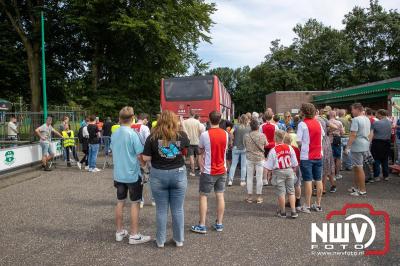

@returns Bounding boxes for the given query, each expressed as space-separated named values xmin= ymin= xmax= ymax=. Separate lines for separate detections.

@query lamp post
xmin=41 ymin=10 xmax=48 ymax=121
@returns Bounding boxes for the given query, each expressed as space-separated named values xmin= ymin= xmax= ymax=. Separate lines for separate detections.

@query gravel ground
xmin=0 ymin=159 xmax=399 ymax=266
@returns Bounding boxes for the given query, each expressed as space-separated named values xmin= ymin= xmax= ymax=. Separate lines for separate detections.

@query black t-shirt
xmin=87 ymin=124 xmax=99 ymax=144
xmin=103 ymin=121 xmax=113 ymax=137
xmin=143 ymin=131 xmax=190 ymax=170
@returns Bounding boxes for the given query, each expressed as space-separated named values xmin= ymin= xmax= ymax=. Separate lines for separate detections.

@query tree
xmin=343 ymin=0 xmax=397 ymax=83
xmin=0 ymin=0 xmax=44 ymax=111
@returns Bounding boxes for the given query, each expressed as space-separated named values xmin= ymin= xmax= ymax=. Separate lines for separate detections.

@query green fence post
xmin=41 ymin=11 xmax=48 ymax=121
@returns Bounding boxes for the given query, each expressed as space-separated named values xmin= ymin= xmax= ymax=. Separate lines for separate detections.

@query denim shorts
xmin=40 ymin=141 xmax=54 ymax=157
xmin=331 ymin=144 xmax=342 ymax=159
xmin=300 ymin=159 xmax=322 ymax=182
xmin=199 ymin=173 xmax=226 ymax=194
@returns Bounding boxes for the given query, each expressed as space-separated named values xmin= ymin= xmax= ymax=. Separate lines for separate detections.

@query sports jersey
xmin=199 ymin=127 xmax=228 ymax=175
xmin=260 ymin=122 xmax=279 ymax=149
xmin=296 ymin=118 xmax=324 ymax=160
xmin=264 ymin=143 xmax=298 ymax=170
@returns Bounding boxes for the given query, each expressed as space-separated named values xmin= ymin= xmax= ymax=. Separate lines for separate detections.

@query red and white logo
xmin=311 ymin=204 xmax=390 ymax=256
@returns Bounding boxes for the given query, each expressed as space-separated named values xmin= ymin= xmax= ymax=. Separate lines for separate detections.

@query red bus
xmin=160 ymin=75 xmax=233 ymax=123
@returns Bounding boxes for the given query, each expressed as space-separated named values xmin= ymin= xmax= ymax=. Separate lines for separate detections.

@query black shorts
xmin=264 ymin=147 xmax=271 ymax=158
xmin=114 ymin=179 xmax=143 ymax=202
xmin=188 ymin=145 xmax=199 ymax=156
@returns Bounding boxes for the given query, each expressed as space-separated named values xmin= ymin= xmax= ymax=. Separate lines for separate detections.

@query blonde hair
xmin=119 ymin=106 xmax=134 ymax=124
xmin=151 ymin=110 xmax=180 ymax=146
xmin=274 ymin=130 xmax=286 ymax=143
xmin=283 ymin=133 xmax=292 ymax=145
xmin=238 ymin=114 xmax=248 ymax=128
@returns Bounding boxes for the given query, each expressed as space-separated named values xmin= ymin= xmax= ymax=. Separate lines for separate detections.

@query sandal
xmin=245 ymin=198 xmax=253 ymax=203
xmin=256 ymin=198 xmax=263 ymax=204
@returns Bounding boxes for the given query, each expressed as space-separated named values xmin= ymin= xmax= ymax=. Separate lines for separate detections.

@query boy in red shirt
xmin=283 ymin=133 xmax=302 ymax=211
xmin=264 ymin=130 xmax=299 ymax=218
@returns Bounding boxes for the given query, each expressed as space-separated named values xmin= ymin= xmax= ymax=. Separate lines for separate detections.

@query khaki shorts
xmin=352 ymin=151 xmax=374 ymax=167
xmin=272 ymin=168 xmax=295 ymax=196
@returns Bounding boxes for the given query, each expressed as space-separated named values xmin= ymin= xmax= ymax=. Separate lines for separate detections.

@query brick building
xmin=265 ymin=91 xmax=331 ymax=114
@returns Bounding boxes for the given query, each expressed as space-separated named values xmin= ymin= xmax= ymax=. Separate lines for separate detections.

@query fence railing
xmin=0 ymin=111 xmax=86 ymax=144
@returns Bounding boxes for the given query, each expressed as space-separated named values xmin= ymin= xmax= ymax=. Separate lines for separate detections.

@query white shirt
xmin=7 ymin=122 xmax=18 ymax=136
xmin=183 ymin=117 xmax=203 ymax=145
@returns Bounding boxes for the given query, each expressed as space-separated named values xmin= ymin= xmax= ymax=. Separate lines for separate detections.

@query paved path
xmin=0 ymin=161 xmax=399 ymax=265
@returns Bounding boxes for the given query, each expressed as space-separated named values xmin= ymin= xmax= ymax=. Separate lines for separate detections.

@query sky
xmin=197 ymin=0 xmax=399 ymax=69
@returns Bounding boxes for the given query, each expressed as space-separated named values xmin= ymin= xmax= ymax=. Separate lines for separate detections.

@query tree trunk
xmin=27 ymin=42 xmax=41 ymax=112
xmin=92 ymin=42 xmax=100 ymax=92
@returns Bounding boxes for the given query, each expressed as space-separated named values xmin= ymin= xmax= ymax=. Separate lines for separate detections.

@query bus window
xmin=164 ymin=78 xmax=213 ymax=101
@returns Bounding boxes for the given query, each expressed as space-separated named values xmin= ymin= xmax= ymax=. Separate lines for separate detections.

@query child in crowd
xmin=283 ymin=133 xmax=302 ymax=211
xmin=286 ymin=127 xmax=298 ymax=147
xmin=62 ymin=124 xmax=81 ymax=169
xmin=264 ymin=130 xmax=299 ymax=218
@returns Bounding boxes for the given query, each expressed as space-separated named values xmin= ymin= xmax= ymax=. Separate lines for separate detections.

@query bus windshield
xmin=164 ymin=77 xmax=213 ymax=101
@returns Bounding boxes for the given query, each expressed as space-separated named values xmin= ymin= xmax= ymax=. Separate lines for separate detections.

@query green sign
xmin=56 ymin=141 xmax=62 ymax=152
xmin=4 ymin=150 xmax=15 ymax=165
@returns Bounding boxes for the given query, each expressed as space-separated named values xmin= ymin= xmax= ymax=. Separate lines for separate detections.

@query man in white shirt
xmin=7 ymin=116 xmax=18 ymax=140
xmin=183 ymin=111 xmax=204 ymax=176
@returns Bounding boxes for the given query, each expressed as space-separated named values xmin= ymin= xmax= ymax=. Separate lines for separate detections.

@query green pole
xmin=41 ymin=11 xmax=48 ymax=121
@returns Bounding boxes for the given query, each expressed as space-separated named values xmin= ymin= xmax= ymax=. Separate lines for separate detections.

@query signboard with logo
xmin=0 ymin=141 xmax=63 ymax=172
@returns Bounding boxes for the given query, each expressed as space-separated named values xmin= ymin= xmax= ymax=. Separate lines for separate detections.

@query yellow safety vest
xmin=111 ymin=124 xmax=120 ymax=134
xmin=62 ymin=130 xmax=75 ymax=147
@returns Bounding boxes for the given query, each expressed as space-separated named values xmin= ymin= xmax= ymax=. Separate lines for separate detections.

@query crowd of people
xmin=28 ymin=101 xmax=398 ymax=247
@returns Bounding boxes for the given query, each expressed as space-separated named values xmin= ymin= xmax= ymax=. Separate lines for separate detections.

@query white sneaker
xmin=347 ymin=187 xmax=357 ymax=193
xmin=129 ymin=234 xmax=151 ymax=245
xmin=77 ymin=162 xmax=82 ymax=170
xmin=174 ymin=240 xmax=183 ymax=247
xmin=228 ymin=181 xmax=233 ymax=186
xmin=115 ymin=229 xmax=128 ymax=242
xmin=350 ymin=190 xmax=367 ymax=196
xmin=140 ymin=202 xmax=144 ymax=209
xmin=336 ymin=174 xmax=343 ymax=180
xmin=156 ymin=241 xmax=164 ymax=248
xmin=85 ymin=166 xmax=89 ymax=170
xmin=189 ymin=172 xmax=196 ymax=177
xmin=88 ymin=168 xmax=94 ymax=172
xmin=240 ymin=181 xmax=246 ymax=187
xmin=263 ymin=179 xmax=269 ymax=186
xmin=92 ymin=168 xmax=101 ymax=172
xmin=299 ymin=205 xmax=311 ymax=214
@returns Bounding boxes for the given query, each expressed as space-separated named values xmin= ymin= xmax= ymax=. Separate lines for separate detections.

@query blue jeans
xmin=373 ymin=159 xmax=389 ymax=178
xmin=103 ymin=137 xmax=111 ymax=156
xmin=228 ymin=147 xmax=247 ymax=182
xmin=150 ymin=166 xmax=187 ymax=245
xmin=88 ymin=143 xmax=100 ymax=169
xmin=341 ymin=137 xmax=352 ymax=169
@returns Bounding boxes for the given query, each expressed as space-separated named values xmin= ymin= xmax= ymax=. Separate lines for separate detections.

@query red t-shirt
xmin=261 ymin=122 xmax=277 ymax=149
xmin=291 ymin=145 xmax=300 ymax=163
